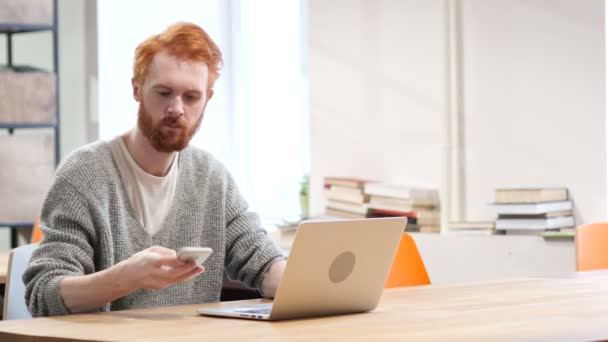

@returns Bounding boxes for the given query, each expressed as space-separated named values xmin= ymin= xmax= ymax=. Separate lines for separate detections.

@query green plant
xmin=299 ymin=174 xmax=309 ymax=196
xmin=299 ymin=174 xmax=309 ymax=218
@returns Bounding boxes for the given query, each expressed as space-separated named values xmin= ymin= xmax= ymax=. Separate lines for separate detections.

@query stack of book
xmin=447 ymin=221 xmax=501 ymax=235
xmin=364 ymin=183 xmax=440 ymax=233
xmin=492 ymin=188 xmax=575 ymax=237
xmin=271 ymin=218 xmax=302 ymax=250
xmin=323 ymin=177 xmax=372 ymax=218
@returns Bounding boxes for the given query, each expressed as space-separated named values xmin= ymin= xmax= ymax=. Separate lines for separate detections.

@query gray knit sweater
xmin=23 ymin=141 xmax=284 ymax=317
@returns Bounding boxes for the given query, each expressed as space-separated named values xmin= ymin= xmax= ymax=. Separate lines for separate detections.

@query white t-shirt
xmin=108 ymin=136 xmax=178 ymax=236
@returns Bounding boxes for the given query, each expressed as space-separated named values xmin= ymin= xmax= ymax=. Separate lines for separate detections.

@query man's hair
xmin=133 ymin=22 xmax=223 ymax=89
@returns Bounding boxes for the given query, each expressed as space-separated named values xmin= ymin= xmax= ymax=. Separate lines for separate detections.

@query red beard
xmin=137 ymin=103 xmax=203 ymax=152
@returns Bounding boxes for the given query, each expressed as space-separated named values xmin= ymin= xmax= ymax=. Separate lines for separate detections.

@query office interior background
xmin=0 ymin=0 xmax=605 ymax=285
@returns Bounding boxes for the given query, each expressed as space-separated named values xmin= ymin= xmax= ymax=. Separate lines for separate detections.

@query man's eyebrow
xmin=185 ymin=89 xmax=203 ymax=96
xmin=151 ymin=84 xmax=202 ymax=95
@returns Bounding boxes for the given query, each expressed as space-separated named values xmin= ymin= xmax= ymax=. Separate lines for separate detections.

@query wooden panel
xmin=0 ymin=0 xmax=53 ymax=26
xmin=0 ymin=133 xmax=54 ymax=223
xmin=0 ymin=70 xmax=56 ymax=124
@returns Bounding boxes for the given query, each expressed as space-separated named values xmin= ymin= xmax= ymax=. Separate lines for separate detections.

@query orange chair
xmin=31 ymin=216 xmax=43 ymax=244
xmin=576 ymin=222 xmax=608 ymax=271
xmin=385 ymin=233 xmax=431 ymax=288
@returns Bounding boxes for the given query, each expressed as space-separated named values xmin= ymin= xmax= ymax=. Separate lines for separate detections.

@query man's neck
xmin=122 ymin=129 xmax=176 ymax=177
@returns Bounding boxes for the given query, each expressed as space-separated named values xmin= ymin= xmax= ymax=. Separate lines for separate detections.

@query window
xmin=98 ymin=0 xmax=308 ymax=220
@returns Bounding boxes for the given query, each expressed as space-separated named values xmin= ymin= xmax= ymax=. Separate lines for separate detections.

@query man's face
xmin=133 ymin=50 xmax=213 ymax=153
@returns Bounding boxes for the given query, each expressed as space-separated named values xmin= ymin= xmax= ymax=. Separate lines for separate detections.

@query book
xmin=369 ymin=195 xmax=436 ymax=209
xmin=325 ymin=208 xmax=367 ymax=219
xmin=323 ymin=188 xmax=369 ymax=204
xmin=497 ymin=210 xmax=572 ymax=219
xmin=448 ymin=221 xmax=495 ymax=230
xmin=277 ymin=225 xmax=298 ymax=235
xmin=494 ymin=188 xmax=568 ymax=204
xmin=327 ymin=185 xmax=365 ymax=197
xmin=367 ymin=200 xmax=440 ymax=216
xmin=324 ymin=177 xmax=373 ymax=189
xmin=503 ymin=230 xmax=548 ymax=236
xmin=368 ymin=202 xmax=415 ymax=213
xmin=368 ymin=208 xmax=416 ymax=218
xmin=540 ymin=230 xmax=575 ymax=239
xmin=271 ymin=229 xmax=296 ymax=250
xmin=495 ymin=216 xmax=574 ymax=230
xmin=493 ymin=201 xmax=573 ymax=215
xmin=364 ymin=183 xmax=439 ymax=202
xmin=369 ymin=208 xmax=439 ymax=225
xmin=404 ymin=224 xmax=440 ymax=233
xmin=504 ymin=229 xmax=575 ymax=238
xmin=275 ymin=216 xmax=304 ymax=231
xmin=446 ymin=229 xmax=505 ymax=236
xmin=325 ymin=200 xmax=368 ymax=215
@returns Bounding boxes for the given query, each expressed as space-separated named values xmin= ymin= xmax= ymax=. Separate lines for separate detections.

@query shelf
xmin=0 ymin=222 xmax=34 ymax=228
xmin=0 ymin=2 xmax=59 ymax=248
xmin=0 ymin=122 xmax=57 ymax=129
xmin=0 ymin=24 xmax=54 ymax=34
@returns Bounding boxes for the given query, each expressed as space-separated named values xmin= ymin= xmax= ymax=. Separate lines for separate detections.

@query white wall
xmin=462 ymin=0 xmax=606 ymax=224
xmin=309 ymin=0 xmax=447 ymax=216
xmin=309 ymin=0 xmax=605 ymax=282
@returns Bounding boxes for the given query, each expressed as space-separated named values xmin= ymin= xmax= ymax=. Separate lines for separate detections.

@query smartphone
xmin=176 ymin=247 xmax=213 ymax=266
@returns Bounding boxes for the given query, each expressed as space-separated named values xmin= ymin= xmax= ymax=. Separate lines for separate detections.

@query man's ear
xmin=207 ymin=89 xmax=214 ymax=101
xmin=132 ymin=78 xmax=141 ymax=102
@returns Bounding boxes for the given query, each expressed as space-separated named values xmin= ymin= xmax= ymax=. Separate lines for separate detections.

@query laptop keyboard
xmin=233 ymin=303 xmax=273 ymax=315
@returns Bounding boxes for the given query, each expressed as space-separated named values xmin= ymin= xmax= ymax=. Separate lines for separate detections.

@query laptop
xmin=196 ymin=217 xmax=406 ymax=321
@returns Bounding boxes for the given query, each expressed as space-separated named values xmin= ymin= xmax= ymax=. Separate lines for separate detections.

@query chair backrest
xmin=31 ymin=216 xmax=43 ymax=244
xmin=385 ymin=233 xmax=431 ymax=288
xmin=576 ymin=222 xmax=608 ymax=271
xmin=3 ymin=243 xmax=38 ymax=320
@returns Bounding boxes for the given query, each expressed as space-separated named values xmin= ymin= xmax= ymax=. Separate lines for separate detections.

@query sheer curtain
xmin=97 ymin=0 xmax=308 ymax=220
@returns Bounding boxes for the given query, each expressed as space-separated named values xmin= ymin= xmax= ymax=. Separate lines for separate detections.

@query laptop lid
xmin=196 ymin=217 xmax=406 ymax=320
xmin=267 ymin=217 xmax=406 ymax=320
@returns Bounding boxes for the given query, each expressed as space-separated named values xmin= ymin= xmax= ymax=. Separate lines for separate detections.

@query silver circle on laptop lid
xmin=329 ymin=251 xmax=356 ymax=283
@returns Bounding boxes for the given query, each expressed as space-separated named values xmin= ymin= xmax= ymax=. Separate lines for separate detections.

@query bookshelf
xmin=0 ymin=0 xmax=59 ymax=247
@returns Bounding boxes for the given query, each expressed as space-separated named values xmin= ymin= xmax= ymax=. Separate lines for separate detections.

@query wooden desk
xmin=0 ymin=250 xmax=10 ymax=285
xmin=1 ymin=272 xmax=608 ymax=341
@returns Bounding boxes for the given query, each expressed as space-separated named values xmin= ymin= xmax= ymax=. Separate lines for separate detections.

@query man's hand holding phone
xmin=118 ymin=246 xmax=209 ymax=291
xmin=176 ymin=247 xmax=213 ymax=266
xmin=59 ymin=245 xmax=212 ymax=314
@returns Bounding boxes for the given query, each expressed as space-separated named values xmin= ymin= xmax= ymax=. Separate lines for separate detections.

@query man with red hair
xmin=24 ymin=22 xmax=286 ymax=317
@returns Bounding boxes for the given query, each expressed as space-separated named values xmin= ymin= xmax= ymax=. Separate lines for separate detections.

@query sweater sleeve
xmin=23 ymin=177 xmax=98 ymax=317
xmin=223 ymin=172 xmax=285 ymax=292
